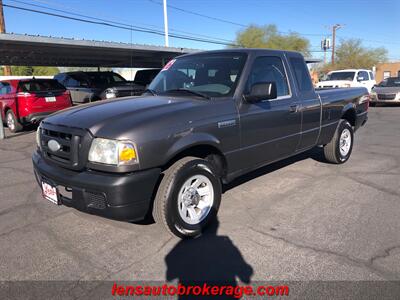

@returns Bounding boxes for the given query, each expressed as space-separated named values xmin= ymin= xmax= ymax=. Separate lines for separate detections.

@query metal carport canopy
xmin=0 ymin=33 xmax=198 ymax=68
xmin=0 ymin=33 xmax=320 ymax=67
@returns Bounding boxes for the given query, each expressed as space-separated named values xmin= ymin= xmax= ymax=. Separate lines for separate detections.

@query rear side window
xmin=19 ymin=80 xmax=66 ymax=92
xmin=0 ymin=82 xmax=12 ymax=95
xmin=246 ymin=56 xmax=290 ymax=97
xmin=289 ymin=57 xmax=313 ymax=92
xmin=358 ymin=71 xmax=369 ymax=81
xmin=369 ymin=72 xmax=374 ymax=80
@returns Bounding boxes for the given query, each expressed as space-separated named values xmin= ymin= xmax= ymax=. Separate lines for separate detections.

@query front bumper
xmin=32 ymin=150 xmax=161 ymax=221
xmin=370 ymin=94 xmax=400 ymax=103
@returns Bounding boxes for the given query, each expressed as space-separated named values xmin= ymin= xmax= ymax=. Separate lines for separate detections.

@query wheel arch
xmin=163 ymin=135 xmax=228 ymax=178
xmin=341 ymin=105 xmax=356 ymax=127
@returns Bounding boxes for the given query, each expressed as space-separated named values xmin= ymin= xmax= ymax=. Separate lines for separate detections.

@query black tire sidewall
xmin=335 ymin=121 xmax=354 ymax=163
xmin=166 ymin=159 xmax=221 ymax=238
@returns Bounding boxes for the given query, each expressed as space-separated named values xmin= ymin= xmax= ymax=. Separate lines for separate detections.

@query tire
xmin=369 ymin=102 xmax=376 ymax=107
xmin=6 ymin=110 xmax=23 ymax=133
xmin=323 ymin=119 xmax=354 ymax=164
xmin=152 ymin=157 xmax=222 ymax=239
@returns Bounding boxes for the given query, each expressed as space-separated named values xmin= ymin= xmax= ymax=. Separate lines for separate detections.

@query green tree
xmin=234 ymin=24 xmax=310 ymax=56
xmin=32 ymin=66 xmax=60 ymax=76
xmin=10 ymin=66 xmax=34 ymax=76
xmin=0 ymin=66 xmax=60 ymax=76
xmin=325 ymin=39 xmax=387 ymax=71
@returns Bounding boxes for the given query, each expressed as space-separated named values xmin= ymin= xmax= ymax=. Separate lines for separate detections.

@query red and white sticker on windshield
xmin=162 ymin=59 xmax=176 ymax=71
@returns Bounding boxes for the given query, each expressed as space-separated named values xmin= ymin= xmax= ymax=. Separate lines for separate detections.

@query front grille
xmin=41 ymin=128 xmax=73 ymax=164
xmin=117 ymin=89 xmax=144 ymax=97
xmin=85 ymin=192 xmax=106 ymax=209
xmin=40 ymin=123 xmax=91 ymax=170
xmin=377 ymin=93 xmax=396 ymax=100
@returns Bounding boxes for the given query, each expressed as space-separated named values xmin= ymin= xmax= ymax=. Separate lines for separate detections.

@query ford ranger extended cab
xmin=32 ymin=49 xmax=369 ymax=238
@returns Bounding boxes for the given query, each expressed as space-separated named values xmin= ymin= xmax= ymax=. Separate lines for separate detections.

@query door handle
xmin=289 ymin=104 xmax=299 ymax=113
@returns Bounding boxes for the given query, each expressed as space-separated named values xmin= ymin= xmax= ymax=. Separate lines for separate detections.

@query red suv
xmin=0 ymin=79 xmax=72 ymax=132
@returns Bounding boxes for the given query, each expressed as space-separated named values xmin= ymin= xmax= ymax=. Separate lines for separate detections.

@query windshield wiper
xmin=163 ymin=89 xmax=210 ymax=100
xmin=143 ymin=88 xmax=157 ymax=96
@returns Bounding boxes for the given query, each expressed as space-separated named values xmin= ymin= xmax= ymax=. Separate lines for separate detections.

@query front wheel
xmin=152 ymin=157 xmax=222 ymax=239
xmin=323 ymin=120 xmax=354 ymax=164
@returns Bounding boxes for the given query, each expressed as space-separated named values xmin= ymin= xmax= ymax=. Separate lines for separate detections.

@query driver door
xmin=238 ymin=55 xmax=302 ymax=169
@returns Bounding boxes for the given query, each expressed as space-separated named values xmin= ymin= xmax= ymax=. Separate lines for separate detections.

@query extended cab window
xmin=245 ymin=56 xmax=289 ymax=97
xmin=289 ymin=57 xmax=313 ymax=92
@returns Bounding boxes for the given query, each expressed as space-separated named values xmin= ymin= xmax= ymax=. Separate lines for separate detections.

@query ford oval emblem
xmin=48 ymin=139 xmax=61 ymax=152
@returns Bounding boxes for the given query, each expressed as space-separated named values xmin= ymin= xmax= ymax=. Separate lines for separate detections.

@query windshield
xmin=378 ymin=77 xmax=400 ymax=87
xmin=148 ymin=53 xmax=247 ymax=98
xmin=325 ymin=72 xmax=355 ymax=81
xmin=86 ymin=72 xmax=126 ymax=85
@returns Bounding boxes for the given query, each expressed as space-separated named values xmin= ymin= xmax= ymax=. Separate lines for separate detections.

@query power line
xmin=2 ymin=3 xmax=237 ymax=46
xmin=147 ymin=0 xmax=247 ymax=28
xmin=146 ymin=0 xmax=327 ymax=37
xmin=9 ymin=0 xmax=235 ymax=44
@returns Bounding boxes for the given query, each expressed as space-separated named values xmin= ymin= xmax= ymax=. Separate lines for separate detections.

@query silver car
xmin=370 ymin=77 xmax=400 ymax=105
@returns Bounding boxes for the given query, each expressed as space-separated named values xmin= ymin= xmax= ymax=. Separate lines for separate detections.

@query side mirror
xmin=244 ymin=82 xmax=277 ymax=103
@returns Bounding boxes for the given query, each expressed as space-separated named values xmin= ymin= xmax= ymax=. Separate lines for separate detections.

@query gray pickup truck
xmin=32 ymin=49 xmax=369 ymax=238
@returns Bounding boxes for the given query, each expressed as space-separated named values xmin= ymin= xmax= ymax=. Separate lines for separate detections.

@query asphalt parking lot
xmin=1 ymin=107 xmax=400 ymax=296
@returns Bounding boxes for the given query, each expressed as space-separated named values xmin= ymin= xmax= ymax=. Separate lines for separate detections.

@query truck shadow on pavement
xmin=164 ymin=218 xmax=253 ymax=299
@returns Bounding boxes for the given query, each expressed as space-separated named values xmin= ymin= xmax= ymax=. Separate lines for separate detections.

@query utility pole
xmin=0 ymin=0 xmax=11 ymax=76
xmin=163 ymin=0 xmax=169 ymax=47
xmin=321 ymin=38 xmax=331 ymax=64
xmin=331 ymin=24 xmax=342 ymax=65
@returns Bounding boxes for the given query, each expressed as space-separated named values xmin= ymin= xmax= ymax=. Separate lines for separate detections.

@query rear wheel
xmin=323 ymin=120 xmax=353 ymax=164
xmin=152 ymin=157 xmax=222 ymax=239
xmin=6 ymin=110 xmax=23 ymax=133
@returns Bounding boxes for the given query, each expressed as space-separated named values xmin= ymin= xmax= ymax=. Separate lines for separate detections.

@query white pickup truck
xmin=316 ymin=69 xmax=376 ymax=93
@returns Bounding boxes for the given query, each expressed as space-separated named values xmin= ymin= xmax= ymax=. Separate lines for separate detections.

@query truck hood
xmin=43 ymin=96 xmax=205 ymax=137
xmin=317 ymin=80 xmax=353 ymax=87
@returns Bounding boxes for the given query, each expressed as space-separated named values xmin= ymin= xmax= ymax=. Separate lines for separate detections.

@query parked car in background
xmin=33 ymin=49 xmax=369 ymax=238
xmin=370 ymin=77 xmax=400 ymax=105
xmin=54 ymin=71 xmax=145 ymax=104
xmin=316 ymin=69 xmax=376 ymax=92
xmin=132 ymin=69 xmax=161 ymax=87
xmin=0 ymin=78 xmax=72 ymax=132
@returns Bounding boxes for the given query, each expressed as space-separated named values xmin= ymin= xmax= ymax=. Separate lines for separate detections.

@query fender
xmin=341 ymin=103 xmax=356 ymax=126
xmin=164 ymin=132 xmax=222 ymax=165
xmin=341 ymin=102 xmax=355 ymax=116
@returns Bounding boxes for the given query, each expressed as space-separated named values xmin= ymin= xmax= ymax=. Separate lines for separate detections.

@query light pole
xmin=0 ymin=113 xmax=4 ymax=139
xmin=163 ymin=0 xmax=169 ymax=47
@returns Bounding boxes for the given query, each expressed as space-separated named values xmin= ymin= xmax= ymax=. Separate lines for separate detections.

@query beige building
xmin=375 ymin=62 xmax=400 ymax=83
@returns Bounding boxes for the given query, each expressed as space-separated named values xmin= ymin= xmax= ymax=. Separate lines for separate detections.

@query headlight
xmin=88 ymin=138 xmax=138 ymax=166
xmin=105 ymin=89 xmax=117 ymax=99
xmin=36 ymin=126 xmax=41 ymax=149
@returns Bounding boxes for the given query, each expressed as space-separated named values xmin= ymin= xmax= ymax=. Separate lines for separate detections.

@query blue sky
xmin=3 ymin=0 xmax=400 ymax=60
